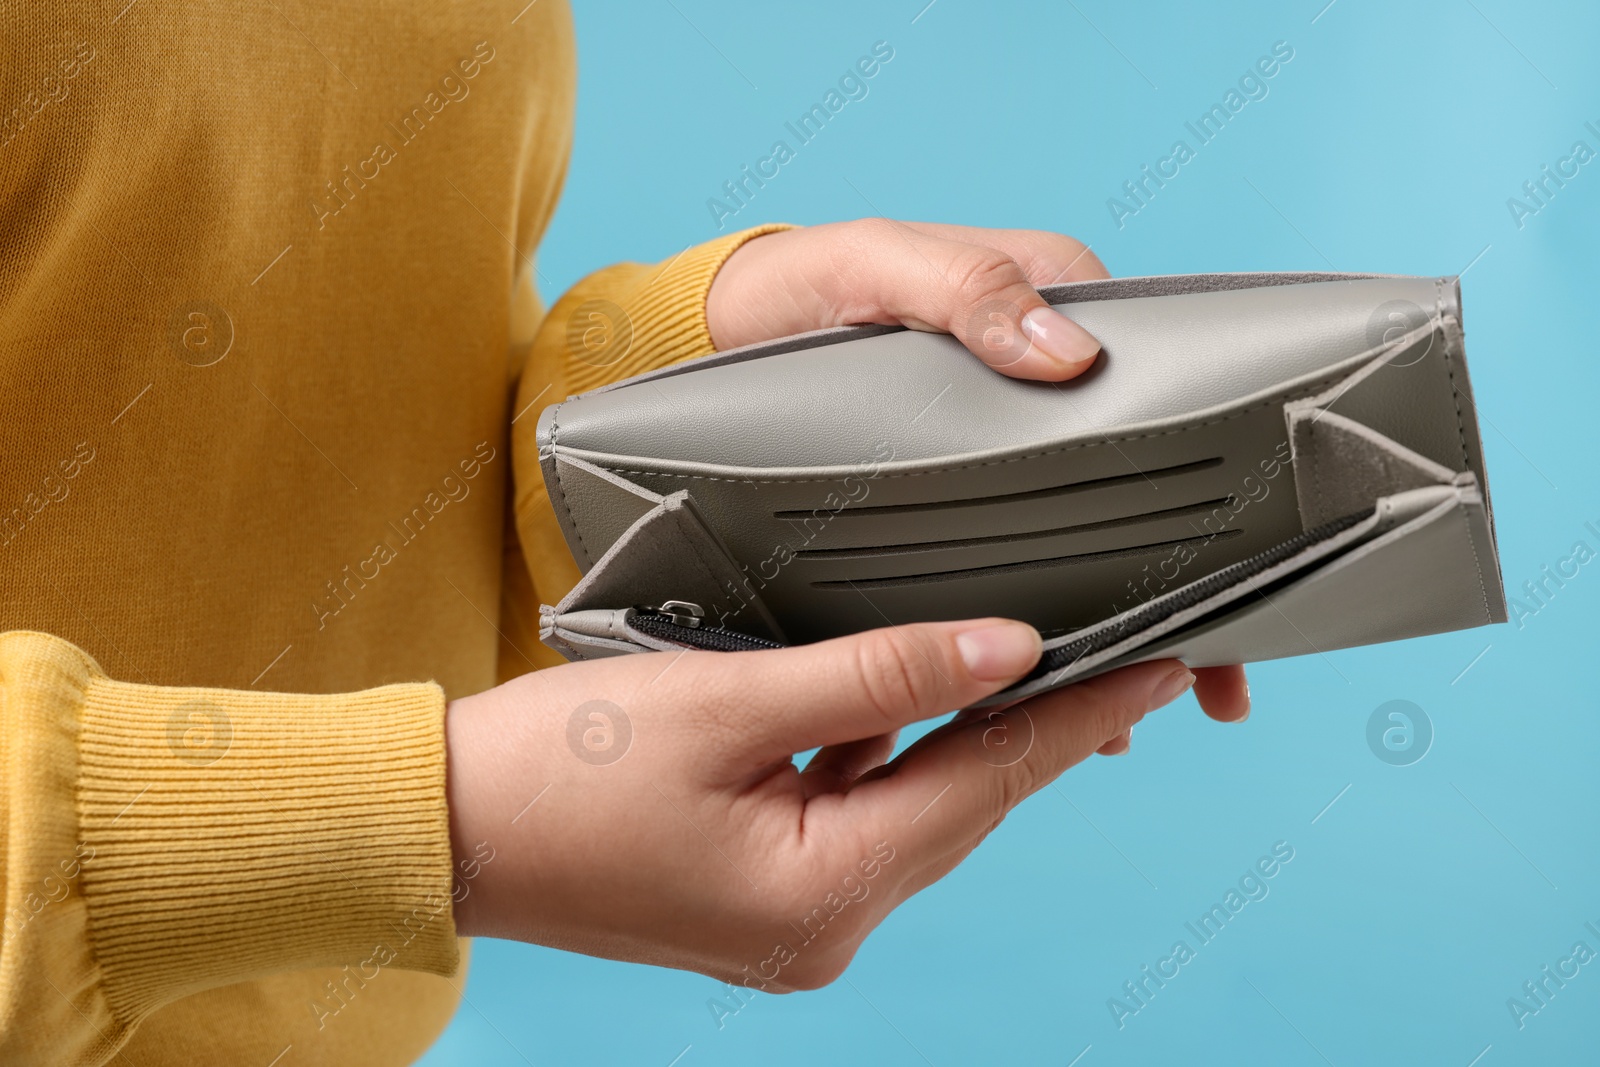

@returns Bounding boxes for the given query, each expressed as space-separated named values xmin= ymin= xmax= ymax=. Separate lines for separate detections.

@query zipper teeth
xmin=629 ymin=611 xmax=787 ymax=652
xmin=1035 ymin=507 xmax=1373 ymax=675
xmin=629 ymin=507 xmax=1372 ymax=663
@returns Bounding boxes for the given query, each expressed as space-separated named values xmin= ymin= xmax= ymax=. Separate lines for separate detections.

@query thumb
xmin=849 ymin=223 xmax=1102 ymax=380
xmin=683 ymin=618 xmax=1044 ymax=763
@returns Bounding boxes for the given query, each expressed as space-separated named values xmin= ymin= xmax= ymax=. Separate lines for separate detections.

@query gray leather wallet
xmin=535 ymin=272 xmax=1506 ymax=706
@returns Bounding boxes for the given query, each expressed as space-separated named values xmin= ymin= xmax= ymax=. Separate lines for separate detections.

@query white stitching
xmin=549 ymin=408 xmax=595 ymax=569
xmin=1456 ymin=494 xmax=1494 ymax=624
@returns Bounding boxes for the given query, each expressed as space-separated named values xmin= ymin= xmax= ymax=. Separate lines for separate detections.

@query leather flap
xmin=541 ymin=489 xmax=784 ymax=648
xmin=1112 ymin=483 xmax=1505 ymax=672
xmin=545 ymin=453 xmax=665 ymax=572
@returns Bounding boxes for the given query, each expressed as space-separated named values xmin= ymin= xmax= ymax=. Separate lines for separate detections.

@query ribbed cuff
xmin=74 ymin=666 xmax=458 ymax=1023
xmin=563 ymin=222 xmax=794 ymax=394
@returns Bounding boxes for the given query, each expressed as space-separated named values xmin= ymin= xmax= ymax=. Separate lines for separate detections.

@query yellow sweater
xmin=0 ymin=3 xmax=785 ymax=1063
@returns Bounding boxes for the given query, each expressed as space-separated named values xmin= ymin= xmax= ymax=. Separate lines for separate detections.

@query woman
xmin=0 ymin=3 xmax=1247 ymax=1063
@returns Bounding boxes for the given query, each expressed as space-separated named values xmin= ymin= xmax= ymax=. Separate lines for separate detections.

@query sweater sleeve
xmin=0 ymin=631 xmax=458 ymax=1067
xmin=506 ymin=223 xmax=794 ymax=671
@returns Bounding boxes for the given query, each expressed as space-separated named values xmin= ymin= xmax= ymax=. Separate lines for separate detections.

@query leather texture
xmin=536 ymin=272 xmax=1507 ymax=696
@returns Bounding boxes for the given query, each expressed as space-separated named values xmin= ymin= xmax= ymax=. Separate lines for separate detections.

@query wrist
xmin=705 ymin=225 xmax=821 ymax=350
xmin=443 ymin=688 xmax=497 ymax=938
xmin=442 ymin=673 xmax=566 ymax=942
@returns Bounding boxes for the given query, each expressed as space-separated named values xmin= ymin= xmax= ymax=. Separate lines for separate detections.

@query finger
xmin=889 ymin=683 xmax=1130 ymax=900
xmin=836 ymin=659 xmax=1196 ymax=864
xmin=671 ymin=617 xmax=1043 ymax=763
xmin=1193 ymin=664 xmax=1250 ymax=722
xmin=833 ymin=220 xmax=1101 ymax=381
xmin=890 ymin=222 xmax=1111 ymax=285
xmin=1097 ymin=728 xmax=1131 ymax=756
xmin=800 ymin=731 xmax=899 ymax=798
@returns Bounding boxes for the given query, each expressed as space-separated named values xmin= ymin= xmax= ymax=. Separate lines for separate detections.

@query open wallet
xmin=534 ymin=272 xmax=1507 ymax=707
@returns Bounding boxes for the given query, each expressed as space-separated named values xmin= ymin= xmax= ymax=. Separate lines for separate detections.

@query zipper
xmin=1027 ymin=506 xmax=1372 ymax=680
xmin=629 ymin=506 xmax=1372 ymax=664
xmin=630 ymin=606 xmax=787 ymax=652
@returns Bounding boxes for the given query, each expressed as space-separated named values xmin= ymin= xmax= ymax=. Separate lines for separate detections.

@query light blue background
xmin=423 ymin=1 xmax=1600 ymax=1063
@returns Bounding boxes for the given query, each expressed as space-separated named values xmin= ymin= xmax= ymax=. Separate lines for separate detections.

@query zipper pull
xmin=638 ymin=600 xmax=705 ymax=628
xmin=630 ymin=602 xmax=787 ymax=653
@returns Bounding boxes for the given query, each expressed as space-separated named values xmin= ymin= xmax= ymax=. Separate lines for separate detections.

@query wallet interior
xmin=535 ymin=274 xmax=1505 ymax=693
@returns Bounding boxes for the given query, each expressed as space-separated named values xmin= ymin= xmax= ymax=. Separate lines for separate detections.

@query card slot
xmin=773 ymin=457 xmax=1223 ymax=519
xmin=1283 ymin=314 xmax=1475 ymax=476
xmin=972 ymin=483 xmax=1471 ymax=707
xmin=773 ymin=475 xmax=1235 ymax=554
xmin=767 ymin=459 xmax=1243 ymax=554
xmin=580 ymin=395 xmax=1306 ymax=642
xmin=1103 ymin=484 xmax=1503 ymax=674
xmin=792 ymin=496 xmax=1234 ymax=561
xmin=810 ymin=529 xmax=1242 ymax=590
xmin=1288 ymin=404 xmax=1457 ymax=528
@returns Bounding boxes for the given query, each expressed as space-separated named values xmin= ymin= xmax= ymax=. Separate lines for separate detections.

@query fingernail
xmin=1020 ymin=307 xmax=1101 ymax=369
xmin=955 ymin=621 xmax=1043 ymax=682
xmin=1149 ymin=667 xmax=1196 ymax=710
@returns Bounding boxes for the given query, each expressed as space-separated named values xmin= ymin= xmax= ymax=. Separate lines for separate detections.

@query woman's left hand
xmin=708 ymin=218 xmax=1111 ymax=381
xmin=705 ymin=218 xmax=1251 ymax=729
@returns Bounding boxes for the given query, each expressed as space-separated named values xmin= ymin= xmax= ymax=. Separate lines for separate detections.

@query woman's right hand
xmin=443 ymin=617 xmax=1208 ymax=991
